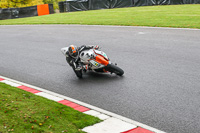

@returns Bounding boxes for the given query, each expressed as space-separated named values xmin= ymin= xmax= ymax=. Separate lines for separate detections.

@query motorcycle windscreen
xmin=94 ymin=50 xmax=109 ymax=60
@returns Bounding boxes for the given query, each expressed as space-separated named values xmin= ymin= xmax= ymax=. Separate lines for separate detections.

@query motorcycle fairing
xmin=94 ymin=50 xmax=108 ymax=60
xmin=89 ymin=60 xmax=105 ymax=69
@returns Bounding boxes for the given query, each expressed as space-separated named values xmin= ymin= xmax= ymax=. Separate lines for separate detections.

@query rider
xmin=65 ymin=45 xmax=99 ymax=70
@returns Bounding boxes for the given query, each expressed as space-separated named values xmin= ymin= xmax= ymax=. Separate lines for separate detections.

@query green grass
xmin=0 ymin=4 xmax=200 ymax=29
xmin=0 ymin=82 xmax=101 ymax=133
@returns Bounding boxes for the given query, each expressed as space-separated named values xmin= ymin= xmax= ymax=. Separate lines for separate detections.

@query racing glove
xmin=94 ymin=45 xmax=99 ymax=50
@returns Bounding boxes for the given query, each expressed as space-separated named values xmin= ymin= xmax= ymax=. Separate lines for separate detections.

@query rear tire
xmin=106 ymin=64 xmax=124 ymax=76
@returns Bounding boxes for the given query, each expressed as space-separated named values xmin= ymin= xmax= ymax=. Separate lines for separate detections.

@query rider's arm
xmin=78 ymin=45 xmax=99 ymax=52
xmin=78 ymin=45 xmax=92 ymax=52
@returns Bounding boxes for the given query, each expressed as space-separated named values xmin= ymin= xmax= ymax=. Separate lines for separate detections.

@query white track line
xmin=1 ymin=24 xmax=199 ymax=31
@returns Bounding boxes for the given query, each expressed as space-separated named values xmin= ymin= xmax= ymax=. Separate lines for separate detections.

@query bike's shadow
xmin=71 ymin=71 xmax=124 ymax=84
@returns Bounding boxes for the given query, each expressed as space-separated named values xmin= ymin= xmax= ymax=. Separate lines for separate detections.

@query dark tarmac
xmin=0 ymin=25 xmax=200 ymax=133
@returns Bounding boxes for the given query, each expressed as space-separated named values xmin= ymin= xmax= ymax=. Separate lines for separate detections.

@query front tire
xmin=106 ymin=64 xmax=124 ymax=76
xmin=72 ymin=65 xmax=82 ymax=78
xmin=73 ymin=68 xmax=82 ymax=78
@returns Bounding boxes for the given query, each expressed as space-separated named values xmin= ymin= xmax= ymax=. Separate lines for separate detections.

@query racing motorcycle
xmin=61 ymin=47 xmax=124 ymax=78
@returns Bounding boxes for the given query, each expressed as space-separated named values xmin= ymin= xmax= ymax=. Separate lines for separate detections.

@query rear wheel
xmin=106 ymin=64 xmax=124 ymax=76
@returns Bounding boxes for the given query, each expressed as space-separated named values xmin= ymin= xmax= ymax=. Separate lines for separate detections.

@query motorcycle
xmin=61 ymin=47 xmax=124 ymax=78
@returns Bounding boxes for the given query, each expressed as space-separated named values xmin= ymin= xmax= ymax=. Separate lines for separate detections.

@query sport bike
xmin=61 ymin=47 xmax=124 ymax=78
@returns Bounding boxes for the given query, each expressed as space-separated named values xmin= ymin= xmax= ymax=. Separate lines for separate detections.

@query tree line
xmin=0 ymin=0 xmax=63 ymax=9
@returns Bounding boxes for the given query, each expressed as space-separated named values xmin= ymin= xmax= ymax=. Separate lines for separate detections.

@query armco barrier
xmin=59 ymin=0 xmax=134 ymax=12
xmin=89 ymin=0 xmax=110 ymax=10
xmin=17 ymin=6 xmax=38 ymax=18
xmin=59 ymin=0 xmax=200 ymax=12
xmin=0 ymin=4 xmax=54 ymax=20
xmin=110 ymin=0 xmax=133 ymax=8
xmin=64 ymin=0 xmax=89 ymax=12
xmin=59 ymin=1 xmax=65 ymax=12
xmin=0 ymin=8 xmax=12 ymax=20
xmin=183 ymin=0 xmax=200 ymax=3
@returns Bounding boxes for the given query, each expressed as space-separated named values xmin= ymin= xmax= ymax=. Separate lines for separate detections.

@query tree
xmin=0 ymin=0 xmax=10 ymax=8
xmin=43 ymin=0 xmax=64 ymax=10
xmin=0 ymin=0 xmax=44 ymax=8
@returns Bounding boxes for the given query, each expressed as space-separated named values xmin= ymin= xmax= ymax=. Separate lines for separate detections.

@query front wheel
xmin=73 ymin=68 xmax=82 ymax=78
xmin=106 ymin=64 xmax=124 ymax=76
xmin=72 ymin=65 xmax=82 ymax=78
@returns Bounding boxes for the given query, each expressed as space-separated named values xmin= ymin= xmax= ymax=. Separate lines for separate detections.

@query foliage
xmin=0 ymin=0 xmax=63 ymax=9
xmin=42 ymin=0 xmax=64 ymax=10
xmin=0 ymin=0 xmax=44 ymax=8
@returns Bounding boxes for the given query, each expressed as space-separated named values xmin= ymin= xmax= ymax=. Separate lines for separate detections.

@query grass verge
xmin=0 ymin=4 xmax=200 ymax=29
xmin=0 ymin=82 xmax=101 ymax=133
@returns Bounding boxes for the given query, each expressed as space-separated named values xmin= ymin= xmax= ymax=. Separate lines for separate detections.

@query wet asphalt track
xmin=0 ymin=25 xmax=200 ymax=133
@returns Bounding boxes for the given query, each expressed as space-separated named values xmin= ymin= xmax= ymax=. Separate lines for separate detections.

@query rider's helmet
xmin=68 ymin=45 xmax=79 ymax=58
